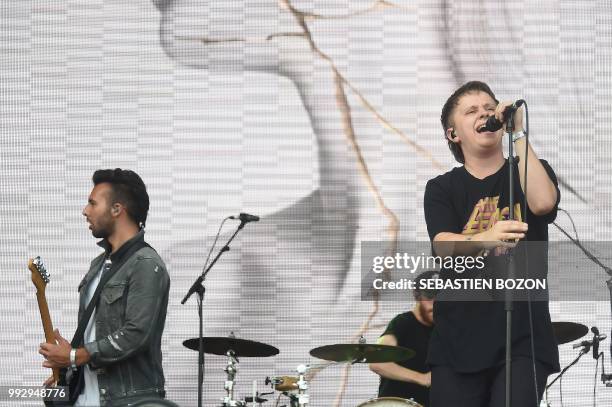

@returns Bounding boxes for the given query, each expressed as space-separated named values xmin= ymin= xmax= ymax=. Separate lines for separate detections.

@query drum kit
xmin=180 ymin=321 xmax=600 ymax=406
xmin=182 ymin=334 xmax=422 ymax=407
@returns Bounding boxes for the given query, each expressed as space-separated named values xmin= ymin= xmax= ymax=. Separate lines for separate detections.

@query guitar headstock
xmin=28 ymin=256 xmax=50 ymax=293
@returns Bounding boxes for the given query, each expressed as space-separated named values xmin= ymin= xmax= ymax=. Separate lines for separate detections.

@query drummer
xmin=369 ymin=270 xmax=438 ymax=406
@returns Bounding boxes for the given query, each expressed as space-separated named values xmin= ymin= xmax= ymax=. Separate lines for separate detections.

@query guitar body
xmin=43 ymin=366 xmax=83 ymax=406
xmin=28 ymin=257 xmax=83 ymax=406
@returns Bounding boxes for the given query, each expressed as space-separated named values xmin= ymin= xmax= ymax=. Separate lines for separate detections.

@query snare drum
xmin=357 ymin=397 xmax=423 ymax=407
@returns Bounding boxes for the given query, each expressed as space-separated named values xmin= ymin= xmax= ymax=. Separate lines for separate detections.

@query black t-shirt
xmin=378 ymin=311 xmax=432 ymax=406
xmin=423 ymin=159 xmax=561 ymax=373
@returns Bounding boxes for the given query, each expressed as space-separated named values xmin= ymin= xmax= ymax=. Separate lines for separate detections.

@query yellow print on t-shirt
xmin=462 ymin=196 xmax=522 ymax=235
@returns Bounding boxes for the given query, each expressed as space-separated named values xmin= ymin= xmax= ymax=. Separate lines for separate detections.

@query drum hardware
xmin=182 ymin=334 xmax=416 ymax=406
xmin=243 ymin=393 xmax=272 ymax=406
xmin=273 ymin=390 xmax=298 ymax=407
xmin=182 ymin=333 xmax=279 ymax=407
xmin=266 ymin=365 xmax=312 ymax=407
xmin=295 ymin=364 xmax=309 ymax=407
xmin=242 ymin=379 xmax=273 ymax=406
xmin=222 ymin=349 xmax=244 ymax=407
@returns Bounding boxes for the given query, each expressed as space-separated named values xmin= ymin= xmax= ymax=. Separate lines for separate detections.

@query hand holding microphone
xmin=478 ymin=99 xmax=525 ymax=133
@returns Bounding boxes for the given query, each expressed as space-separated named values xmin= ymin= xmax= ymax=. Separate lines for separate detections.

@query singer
xmin=424 ymin=81 xmax=561 ymax=407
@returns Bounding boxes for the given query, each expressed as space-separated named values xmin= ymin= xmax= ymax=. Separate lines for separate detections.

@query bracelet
xmin=512 ymin=130 xmax=526 ymax=142
xmin=70 ymin=348 xmax=77 ymax=370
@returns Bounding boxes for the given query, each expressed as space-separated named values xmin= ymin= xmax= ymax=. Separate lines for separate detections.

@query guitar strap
xmin=71 ymin=240 xmax=151 ymax=347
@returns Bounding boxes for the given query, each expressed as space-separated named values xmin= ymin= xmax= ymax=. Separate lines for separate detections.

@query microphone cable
xmin=196 ymin=215 xmax=231 ymax=401
xmin=202 ymin=216 xmax=232 ymax=273
xmin=559 ymin=369 xmax=564 ymax=407
xmin=594 ymin=351 xmax=603 ymax=407
xmin=552 ymin=212 xmax=612 ymax=275
xmin=551 ymin=208 xmax=612 ymax=407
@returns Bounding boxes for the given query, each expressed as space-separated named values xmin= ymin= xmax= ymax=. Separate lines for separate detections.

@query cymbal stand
xmin=295 ymin=364 xmax=309 ymax=407
xmin=222 ymin=349 xmax=244 ymax=407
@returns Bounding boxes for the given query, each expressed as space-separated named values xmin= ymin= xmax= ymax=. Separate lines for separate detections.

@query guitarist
xmin=39 ymin=169 xmax=170 ymax=406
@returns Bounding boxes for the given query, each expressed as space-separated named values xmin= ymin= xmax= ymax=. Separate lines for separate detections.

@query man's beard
xmin=91 ymin=213 xmax=114 ymax=239
xmin=418 ymin=302 xmax=434 ymax=325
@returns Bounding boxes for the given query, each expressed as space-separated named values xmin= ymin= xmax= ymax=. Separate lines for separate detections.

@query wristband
xmin=512 ymin=130 xmax=526 ymax=143
xmin=70 ymin=348 xmax=77 ymax=370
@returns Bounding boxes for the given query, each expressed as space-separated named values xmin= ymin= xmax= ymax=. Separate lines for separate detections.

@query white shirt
xmin=75 ymin=262 xmax=105 ymax=407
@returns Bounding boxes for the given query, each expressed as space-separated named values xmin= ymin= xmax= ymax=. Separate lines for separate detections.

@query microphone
xmin=477 ymin=99 xmax=525 ymax=133
xmin=572 ymin=327 xmax=607 ymax=353
xmin=230 ymin=213 xmax=260 ymax=223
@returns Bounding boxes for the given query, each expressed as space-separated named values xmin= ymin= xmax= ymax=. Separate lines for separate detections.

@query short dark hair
xmin=440 ymin=81 xmax=498 ymax=163
xmin=92 ymin=168 xmax=149 ymax=228
xmin=413 ymin=269 xmax=439 ymax=300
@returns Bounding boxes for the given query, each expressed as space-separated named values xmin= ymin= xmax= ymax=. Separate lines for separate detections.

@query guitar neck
xmin=36 ymin=290 xmax=60 ymax=381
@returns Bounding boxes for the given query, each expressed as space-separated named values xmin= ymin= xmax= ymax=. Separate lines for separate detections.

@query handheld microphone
xmin=478 ymin=99 xmax=525 ymax=133
xmin=230 ymin=213 xmax=260 ymax=223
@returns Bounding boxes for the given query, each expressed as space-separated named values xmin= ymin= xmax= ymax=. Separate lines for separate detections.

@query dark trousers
xmin=430 ymin=357 xmax=552 ymax=407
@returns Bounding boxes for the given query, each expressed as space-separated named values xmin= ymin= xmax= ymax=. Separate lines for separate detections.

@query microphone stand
xmin=546 ymin=346 xmax=590 ymax=390
xmin=605 ymin=279 xmax=612 ymax=385
xmin=181 ymin=219 xmax=250 ymax=407
xmin=505 ymin=110 xmax=517 ymax=407
xmin=551 ymin=221 xmax=612 ymax=385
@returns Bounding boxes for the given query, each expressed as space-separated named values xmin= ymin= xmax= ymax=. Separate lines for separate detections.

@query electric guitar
xmin=28 ymin=257 xmax=81 ymax=405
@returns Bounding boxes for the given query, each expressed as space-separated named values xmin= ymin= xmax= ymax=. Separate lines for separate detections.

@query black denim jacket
xmin=79 ymin=231 xmax=170 ymax=406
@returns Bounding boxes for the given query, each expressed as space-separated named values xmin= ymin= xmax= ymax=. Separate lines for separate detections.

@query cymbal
xmin=552 ymin=322 xmax=588 ymax=345
xmin=183 ymin=336 xmax=279 ymax=357
xmin=309 ymin=343 xmax=415 ymax=364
